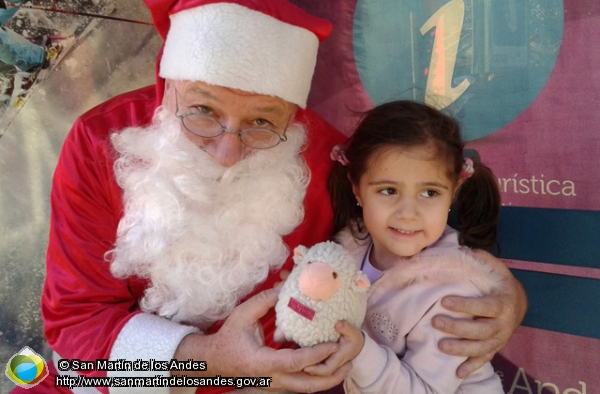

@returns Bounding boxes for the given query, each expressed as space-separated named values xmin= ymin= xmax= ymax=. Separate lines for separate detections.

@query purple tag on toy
xmin=288 ymin=297 xmax=315 ymax=321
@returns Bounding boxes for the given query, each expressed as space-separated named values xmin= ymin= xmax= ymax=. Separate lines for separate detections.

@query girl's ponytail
xmin=327 ymin=143 xmax=367 ymax=239
xmin=328 ymin=160 xmax=356 ymax=237
xmin=452 ymin=158 xmax=501 ymax=251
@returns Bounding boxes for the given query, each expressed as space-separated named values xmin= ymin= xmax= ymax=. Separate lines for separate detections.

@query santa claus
xmin=36 ymin=1 xmax=349 ymax=393
xmin=28 ymin=0 xmax=526 ymax=393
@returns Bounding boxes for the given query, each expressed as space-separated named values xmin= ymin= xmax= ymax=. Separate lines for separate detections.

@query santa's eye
xmin=189 ymin=105 xmax=213 ymax=116
xmin=254 ymin=118 xmax=272 ymax=127
xmin=332 ymin=272 xmax=338 ymax=279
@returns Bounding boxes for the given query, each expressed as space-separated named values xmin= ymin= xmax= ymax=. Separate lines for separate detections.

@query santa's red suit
xmin=12 ymin=2 xmax=345 ymax=393
xmin=29 ymin=81 xmax=344 ymax=394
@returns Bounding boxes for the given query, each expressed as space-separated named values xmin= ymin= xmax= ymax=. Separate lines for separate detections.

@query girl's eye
xmin=380 ymin=188 xmax=396 ymax=196
xmin=421 ymin=190 xmax=438 ymax=198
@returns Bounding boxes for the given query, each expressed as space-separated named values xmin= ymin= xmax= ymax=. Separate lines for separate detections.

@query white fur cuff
xmin=107 ymin=313 xmax=200 ymax=394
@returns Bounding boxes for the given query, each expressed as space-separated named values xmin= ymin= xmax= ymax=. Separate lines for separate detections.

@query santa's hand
xmin=273 ymin=327 xmax=286 ymax=344
xmin=303 ymin=321 xmax=363 ymax=377
xmin=174 ymin=288 xmax=350 ymax=392
xmin=432 ymin=248 xmax=527 ymax=378
xmin=272 ymin=269 xmax=290 ymax=291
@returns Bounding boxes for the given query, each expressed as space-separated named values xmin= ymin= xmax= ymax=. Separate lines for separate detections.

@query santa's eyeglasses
xmin=174 ymin=89 xmax=289 ymax=150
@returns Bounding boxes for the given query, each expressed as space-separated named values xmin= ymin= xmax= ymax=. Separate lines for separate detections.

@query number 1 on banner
xmin=420 ymin=0 xmax=470 ymax=109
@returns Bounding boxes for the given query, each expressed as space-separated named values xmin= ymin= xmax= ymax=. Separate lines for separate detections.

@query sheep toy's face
xmin=297 ymin=259 xmax=342 ymax=302
xmin=275 ymin=241 xmax=370 ymax=347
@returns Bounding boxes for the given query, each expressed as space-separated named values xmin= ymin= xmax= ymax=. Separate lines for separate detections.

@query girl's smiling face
xmin=352 ymin=144 xmax=459 ymax=270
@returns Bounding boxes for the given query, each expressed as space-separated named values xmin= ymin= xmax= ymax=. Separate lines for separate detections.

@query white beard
xmin=107 ymin=107 xmax=309 ymax=329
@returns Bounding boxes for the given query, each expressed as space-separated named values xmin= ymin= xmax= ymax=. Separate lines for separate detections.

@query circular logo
xmin=353 ymin=0 xmax=563 ymax=141
xmin=5 ymin=346 xmax=48 ymax=388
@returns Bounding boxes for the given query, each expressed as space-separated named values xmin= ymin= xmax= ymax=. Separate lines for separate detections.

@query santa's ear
xmin=353 ymin=272 xmax=371 ymax=291
xmin=292 ymin=245 xmax=307 ymax=265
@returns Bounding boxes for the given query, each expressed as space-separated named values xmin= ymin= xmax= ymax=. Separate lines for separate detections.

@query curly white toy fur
xmin=275 ymin=241 xmax=370 ymax=347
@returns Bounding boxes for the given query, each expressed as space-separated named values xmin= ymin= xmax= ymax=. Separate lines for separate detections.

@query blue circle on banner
xmin=353 ymin=0 xmax=563 ymax=141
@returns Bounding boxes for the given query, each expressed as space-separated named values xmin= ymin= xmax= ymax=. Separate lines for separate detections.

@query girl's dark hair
xmin=328 ymin=100 xmax=501 ymax=250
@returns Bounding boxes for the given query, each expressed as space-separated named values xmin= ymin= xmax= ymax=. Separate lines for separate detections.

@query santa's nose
xmin=298 ymin=261 xmax=342 ymax=300
xmin=204 ymin=130 xmax=247 ymax=167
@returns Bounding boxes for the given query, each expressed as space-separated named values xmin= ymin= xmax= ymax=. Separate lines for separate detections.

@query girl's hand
xmin=302 ymin=321 xmax=365 ymax=376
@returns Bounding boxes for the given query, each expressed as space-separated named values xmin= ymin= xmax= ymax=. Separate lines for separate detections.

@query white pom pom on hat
xmin=145 ymin=0 xmax=332 ymax=108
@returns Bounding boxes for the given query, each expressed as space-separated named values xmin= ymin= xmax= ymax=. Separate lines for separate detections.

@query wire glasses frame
xmin=174 ymin=89 xmax=289 ymax=149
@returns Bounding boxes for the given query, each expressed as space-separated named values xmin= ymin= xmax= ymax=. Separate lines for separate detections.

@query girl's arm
xmin=432 ymin=248 xmax=527 ymax=378
xmin=308 ymin=282 xmax=504 ymax=394
xmin=346 ymin=292 xmax=502 ymax=393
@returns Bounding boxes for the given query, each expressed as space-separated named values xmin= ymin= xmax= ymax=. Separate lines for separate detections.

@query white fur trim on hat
xmin=159 ymin=3 xmax=320 ymax=108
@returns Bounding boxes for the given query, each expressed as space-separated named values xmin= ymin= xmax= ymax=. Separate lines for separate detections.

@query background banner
xmin=292 ymin=0 xmax=600 ymax=392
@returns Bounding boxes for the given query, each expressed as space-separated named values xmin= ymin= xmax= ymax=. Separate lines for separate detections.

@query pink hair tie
xmin=330 ymin=144 xmax=349 ymax=166
xmin=460 ymin=158 xmax=475 ymax=179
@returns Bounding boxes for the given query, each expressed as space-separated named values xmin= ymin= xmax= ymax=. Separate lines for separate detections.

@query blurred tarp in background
xmin=0 ymin=0 xmax=155 ymax=130
xmin=0 ymin=1 xmax=160 ymax=392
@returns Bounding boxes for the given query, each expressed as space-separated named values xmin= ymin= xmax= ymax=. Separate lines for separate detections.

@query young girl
xmin=328 ymin=101 xmax=505 ymax=393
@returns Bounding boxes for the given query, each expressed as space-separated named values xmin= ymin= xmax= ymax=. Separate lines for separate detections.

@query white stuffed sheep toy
xmin=275 ymin=241 xmax=370 ymax=347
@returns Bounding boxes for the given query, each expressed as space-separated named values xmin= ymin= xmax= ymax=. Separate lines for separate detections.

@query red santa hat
xmin=144 ymin=0 xmax=332 ymax=108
